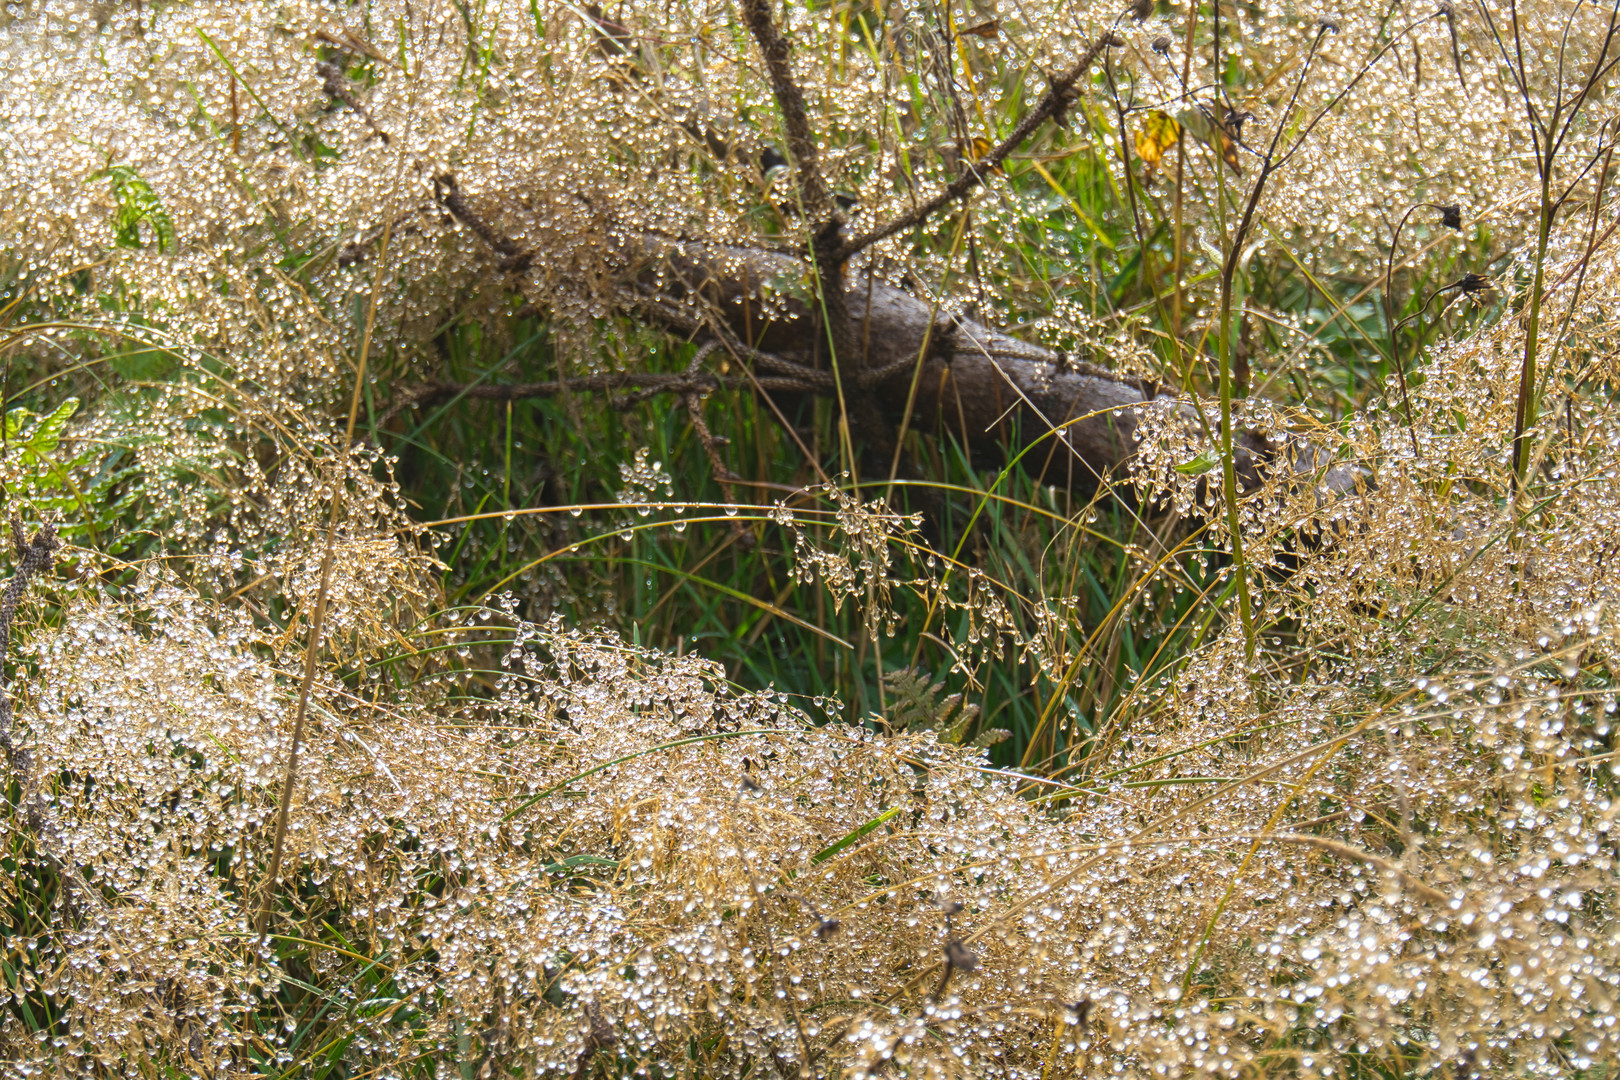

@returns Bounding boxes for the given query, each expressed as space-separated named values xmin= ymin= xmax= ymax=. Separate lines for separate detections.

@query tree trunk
xmin=651 ymin=241 xmax=1364 ymax=502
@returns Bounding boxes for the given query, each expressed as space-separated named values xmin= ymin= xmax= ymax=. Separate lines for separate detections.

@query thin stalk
xmin=883 ymin=207 xmax=970 ymax=502
xmin=1210 ymin=161 xmax=1260 ymax=664
xmin=1208 ymin=18 xmax=1346 ymax=660
xmin=1383 ymin=202 xmax=1452 ymax=458
xmin=1179 ymin=742 xmax=1342 ymax=995
xmin=1544 ymin=144 xmax=1613 ymax=399
xmin=1213 ymin=301 xmax=1257 ymax=659
xmin=1510 ymin=171 xmax=1556 ymax=492
xmin=1526 ymin=143 xmax=1613 ymax=483
xmin=253 ymin=181 xmax=403 ymax=938
xmin=1171 ymin=1 xmax=1199 ymax=342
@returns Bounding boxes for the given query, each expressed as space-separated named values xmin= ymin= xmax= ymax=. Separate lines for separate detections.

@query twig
xmin=1437 ymin=2 xmax=1468 ymax=94
xmin=685 ymin=391 xmax=740 ymax=493
xmin=317 ymin=60 xmax=391 ymax=144
xmin=679 ymin=341 xmax=745 ymax=506
xmin=833 ymin=30 xmax=1123 ymax=262
xmin=433 ymin=172 xmax=532 ymax=273
xmin=383 ymin=332 xmax=940 ymax=428
xmin=1382 ymin=203 xmax=1457 ymax=458
xmin=0 ymin=516 xmax=60 ymax=779
xmin=736 ymin=0 xmax=865 ymax=483
xmin=738 ymin=0 xmax=831 ymax=220
xmin=381 ymin=370 xmax=816 ymax=427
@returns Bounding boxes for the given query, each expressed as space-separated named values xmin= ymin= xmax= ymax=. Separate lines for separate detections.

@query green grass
xmin=0 ymin=81 xmax=1496 ymax=790
xmin=329 ymin=83 xmax=1496 ymax=781
xmin=0 ymin=3 xmax=1502 ymax=789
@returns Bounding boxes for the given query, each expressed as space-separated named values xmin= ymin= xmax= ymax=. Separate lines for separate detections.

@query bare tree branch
xmin=739 ymin=0 xmax=831 ymax=220
xmin=421 ymin=171 xmax=1365 ymax=510
xmin=833 ymin=31 xmax=1123 ymax=262
xmin=384 ymin=370 xmax=814 ymax=425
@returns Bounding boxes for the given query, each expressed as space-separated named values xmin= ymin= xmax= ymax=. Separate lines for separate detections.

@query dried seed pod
xmin=945 ymin=939 xmax=979 ymax=972
xmin=1224 ymin=109 xmax=1255 ymax=142
xmin=1438 ymin=1 xmax=1468 ymax=91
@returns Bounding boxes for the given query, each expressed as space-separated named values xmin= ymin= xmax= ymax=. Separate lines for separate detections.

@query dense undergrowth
xmin=2 ymin=0 xmax=1619 ymax=1076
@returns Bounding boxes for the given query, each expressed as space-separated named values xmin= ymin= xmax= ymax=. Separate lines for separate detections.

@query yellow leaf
xmin=968 ymin=136 xmax=1004 ymax=175
xmin=1134 ymin=110 xmax=1181 ymax=169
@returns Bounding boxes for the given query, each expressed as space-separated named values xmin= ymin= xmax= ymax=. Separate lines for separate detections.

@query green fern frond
xmin=882 ymin=666 xmax=984 ymax=745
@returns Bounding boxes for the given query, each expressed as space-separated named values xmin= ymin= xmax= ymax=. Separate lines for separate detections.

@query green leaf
xmin=1173 ymin=449 xmax=1219 ymax=476
xmin=811 ymin=806 xmax=900 ymax=864
xmin=883 ymin=666 xmax=979 ymax=741
xmin=90 ymin=164 xmax=176 ymax=253
xmin=543 ymin=854 xmax=621 ymax=874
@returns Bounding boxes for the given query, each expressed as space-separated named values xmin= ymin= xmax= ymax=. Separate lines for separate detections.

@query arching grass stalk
xmin=1178 ymin=740 xmax=1343 ymax=996
xmin=900 ymin=400 xmax=1141 ymax=713
xmin=253 ymin=179 xmax=404 ymax=939
xmin=1384 ymin=202 xmax=1450 ymax=458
